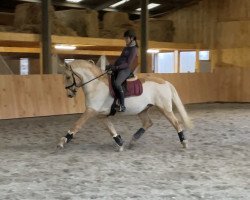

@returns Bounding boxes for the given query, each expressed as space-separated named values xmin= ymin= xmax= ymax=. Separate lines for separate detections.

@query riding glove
xmin=105 ymin=64 xmax=117 ymax=71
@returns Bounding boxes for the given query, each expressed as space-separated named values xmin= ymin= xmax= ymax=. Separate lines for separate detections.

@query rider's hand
xmin=110 ymin=65 xmax=118 ymax=71
xmin=105 ymin=64 xmax=117 ymax=71
xmin=105 ymin=64 xmax=113 ymax=71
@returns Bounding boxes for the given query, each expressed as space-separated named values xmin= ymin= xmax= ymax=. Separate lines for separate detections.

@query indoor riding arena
xmin=0 ymin=0 xmax=249 ymax=200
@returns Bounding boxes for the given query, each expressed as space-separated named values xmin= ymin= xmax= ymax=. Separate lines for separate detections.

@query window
xmin=199 ymin=51 xmax=210 ymax=61
xmin=199 ymin=50 xmax=211 ymax=72
xmin=180 ymin=51 xmax=196 ymax=73
xmin=152 ymin=50 xmax=211 ymax=73
xmin=154 ymin=52 xmax=175 ymax=73
xmin=20 ymin=58 xmax=29 ymax=75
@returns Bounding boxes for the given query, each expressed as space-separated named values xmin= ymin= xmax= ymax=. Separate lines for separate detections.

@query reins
xmin=79 ymin=70 xmax=109 ymax=87
xmin=65 ymin=65 xmax=110 ymax=90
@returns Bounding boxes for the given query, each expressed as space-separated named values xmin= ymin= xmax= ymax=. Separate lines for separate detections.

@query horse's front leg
xmin=57 ymin=108 xmax=97 ymax=148
xmin=101 ymin=117 xmax=124 ymax=151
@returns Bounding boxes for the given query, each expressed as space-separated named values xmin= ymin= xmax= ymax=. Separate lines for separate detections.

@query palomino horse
xmin=57 ymin=60 xmax=192 ymax=151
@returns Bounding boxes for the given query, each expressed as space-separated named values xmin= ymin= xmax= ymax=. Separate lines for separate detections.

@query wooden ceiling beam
xmin=0 ymin=46 xmax=40 ymax=53
xmin=0 ymin=46 xmax=121 ymax=56
xmin=17 ymin=0 xmax=90 ymax=9
xmin=52 ymin=35 xmax=125 ymax=47
xmin=53 ymin=49 xmax=120 ymax=56
xmin=0 ymin=32 xmax=202 ymax=53
xmin=0 ymin=32 xmax=40 ymax=42
xmin=17 ymin=0 xmax=40 ymax=3
xmin=118 ymin=0 xmax=139 ymax=10
xmin=150 ymin=0 xmax=201 ymax=16
xmin=1 ymin=0 xmax=202 ymax=15
xmin=148 ymin=41 xmax=199 ymax=50
xmin=93 ymin=0 xmax=119 ymax=10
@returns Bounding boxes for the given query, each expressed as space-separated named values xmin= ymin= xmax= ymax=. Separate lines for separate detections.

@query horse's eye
xmin=66 ymin=76 xmax=70 ymax=80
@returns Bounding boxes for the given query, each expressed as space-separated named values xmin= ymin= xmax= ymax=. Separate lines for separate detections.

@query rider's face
xmin=124 ymin=37 xmax=132 ymax=45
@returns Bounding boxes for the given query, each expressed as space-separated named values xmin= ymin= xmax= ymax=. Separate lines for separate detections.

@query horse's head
xmin=61 ymin=60 xmax=107 ymax=98
xmin=62 ymin=62 xmax=82 ymax=98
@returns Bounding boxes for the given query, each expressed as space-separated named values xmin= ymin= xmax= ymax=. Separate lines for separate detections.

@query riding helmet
xmin=123 ymin=29 xmax=136 ymax=39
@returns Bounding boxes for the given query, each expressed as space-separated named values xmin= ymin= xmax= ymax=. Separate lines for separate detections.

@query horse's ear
xmin=56 ymin=56 xmax=66 ymax=70
xmin=88 ymin=60 xmax=95 ymax=65
xmin=57 ymin=63 xmax=66 ymax=74
xmin=58 ymin=62 xmax=71 ymax=74
xmin=59 ymin=63 xmax=65 ymax=68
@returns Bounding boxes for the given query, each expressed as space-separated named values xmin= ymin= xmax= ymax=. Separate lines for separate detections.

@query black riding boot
xmin=117 ymin=87 xmax=126 ymax=112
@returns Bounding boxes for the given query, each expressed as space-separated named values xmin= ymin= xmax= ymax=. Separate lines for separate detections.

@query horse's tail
xmin=170 ymin=83 xmax=193 ymax=129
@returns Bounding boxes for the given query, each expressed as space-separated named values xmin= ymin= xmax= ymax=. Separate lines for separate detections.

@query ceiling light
xmin=66 ymin=0 xmax=83 ymax=3
xmin=64 ymin=59 xmax=75 ymax=63
xmin=81 ymin=45 xmax=95 ymax=47
xmin=147 ymin=49 xmax=160 ymax=54
xmin=54 ymin=44 xmax=76 ymax=50
xmin=136 ymin=3 xmax=160 ymax=11
xmin=110 ymin=0 xmax=130 ymax=8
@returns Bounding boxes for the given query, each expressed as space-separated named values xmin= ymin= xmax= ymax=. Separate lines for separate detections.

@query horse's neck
xmin=80 ymin=69 xmax=110 ymax=102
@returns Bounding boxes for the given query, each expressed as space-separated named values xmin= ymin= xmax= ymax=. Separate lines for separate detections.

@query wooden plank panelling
xmin=0 ymin=47 xmax=40 ymax=53
xmin=149 ymin=72 xmax=218 ymax=104
xmin=0 ymin=75 xmax=85 ymax=119
xmin=0 ymin=32 xmax=199 ymax=53
xmin=0 ymin=67 xmax=250 ymax=119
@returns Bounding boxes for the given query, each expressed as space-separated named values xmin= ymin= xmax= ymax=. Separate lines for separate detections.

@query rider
xmin=107 ymin=29 xmax=138 ymax=112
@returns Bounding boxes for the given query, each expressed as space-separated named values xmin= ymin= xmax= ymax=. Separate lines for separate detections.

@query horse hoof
xmin=128 ymin=139 xmax=136 ymax=149
xmin=57 ymin=143 xmax=64 ymax=148
xmin=119 ymin=145 xmax=124 ymax=152
xmin=57 ymin=137 xmax=67 ymax=148
xmin=181 ymin=140 xmax=188 ymax=148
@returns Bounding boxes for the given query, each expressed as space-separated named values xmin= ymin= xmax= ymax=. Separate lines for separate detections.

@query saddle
xmin=108 ymin=75 xmax=143 ymax=98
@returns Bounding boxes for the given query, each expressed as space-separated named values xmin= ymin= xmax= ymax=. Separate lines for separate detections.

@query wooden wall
xmin=0 ymin=75 xmax=84 ymax=119
xmin=160 ymin=0 xmax=250 ymax=68
xmin=215 ymin=67 xmax=250 ymax=102
xmin=154 ymin=72 xmax=218 ymax=104
xmin=0 ymin=67 xmax=249 ymax=119
xmin=159 ymin=0 xmax=218 ymax=48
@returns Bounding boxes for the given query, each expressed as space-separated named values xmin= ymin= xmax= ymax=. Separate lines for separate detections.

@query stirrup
xmin=118 ymin=105 xmax=126 ymax=112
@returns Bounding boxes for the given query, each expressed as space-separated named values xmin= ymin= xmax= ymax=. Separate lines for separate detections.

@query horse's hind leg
xmin=57 ymin=108 xmax=96 ymax=148
xmin=101 ymin=117 xmax=124 ymax=151
xmin=160 ymin=109 xmax=188 ymax=148
xmin=129 ymin=107 xmax=153 ymax=148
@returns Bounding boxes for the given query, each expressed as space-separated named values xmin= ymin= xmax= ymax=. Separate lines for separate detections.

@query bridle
xmin=65 ymin=64 xmax=109 ymax=93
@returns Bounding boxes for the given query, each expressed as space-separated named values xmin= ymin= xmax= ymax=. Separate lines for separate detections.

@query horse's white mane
xmin=68 ymin=56 xmax=109 ymax=73
xmin=69 ymin=59 xmax=103 ymax=75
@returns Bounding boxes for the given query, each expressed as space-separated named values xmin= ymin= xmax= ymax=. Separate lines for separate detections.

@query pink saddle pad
xmin=109 ymin=77 xmax=143 ymax=98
